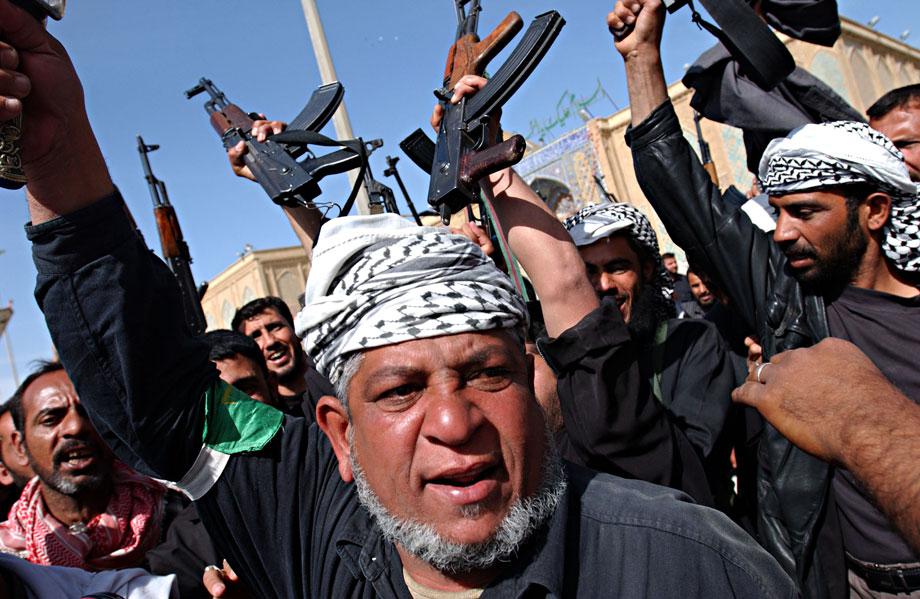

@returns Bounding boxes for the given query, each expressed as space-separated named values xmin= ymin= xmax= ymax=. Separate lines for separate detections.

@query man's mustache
xmin=781 ymin=242 xmax=817 ymax=261
xmin=52 ymin=439 xmax=97 ymax=466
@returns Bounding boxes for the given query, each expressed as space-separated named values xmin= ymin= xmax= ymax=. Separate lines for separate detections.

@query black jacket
xmin=25 ymin=192 xmax=794 ymax=598
xmin=627 ymin=101 xmax=843 ymax=598
xmin=545 ymin=302 xmax=733 ymax=507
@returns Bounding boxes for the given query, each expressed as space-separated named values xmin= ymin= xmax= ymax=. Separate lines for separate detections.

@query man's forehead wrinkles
xmin=363 ymin=336 xmax=514 ymax=375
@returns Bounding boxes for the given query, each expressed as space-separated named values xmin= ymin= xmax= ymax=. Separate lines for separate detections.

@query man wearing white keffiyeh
xmin=760 ymin=120 xmax=920 ymax=277
xmin=295 ymin=214 xmax=528 ymax=388
xmin=288 ymin=201 xmax=788 ymax=595
xmin=611 ymin=3 xmax=920 ymax=589
xmin=295 ymin=213 xmax=571 ymax=588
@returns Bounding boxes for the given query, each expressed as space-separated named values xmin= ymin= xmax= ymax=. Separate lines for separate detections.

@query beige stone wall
xmin=200 ymin=246 xmax=310 ymax=331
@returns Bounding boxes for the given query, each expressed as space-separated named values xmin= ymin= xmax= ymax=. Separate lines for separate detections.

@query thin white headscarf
xmin=295 ymin=215 xmax=527 ymax=385
xmin=760 ymin=121 xmax=920 ymax=272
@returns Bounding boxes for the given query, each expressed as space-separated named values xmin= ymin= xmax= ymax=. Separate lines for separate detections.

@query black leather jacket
xmin=626 ymin=101 xmax=843 ymax=598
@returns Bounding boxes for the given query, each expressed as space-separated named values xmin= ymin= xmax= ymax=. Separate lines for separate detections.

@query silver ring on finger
xmin=755 ymin=362 xmax=771 ymax=384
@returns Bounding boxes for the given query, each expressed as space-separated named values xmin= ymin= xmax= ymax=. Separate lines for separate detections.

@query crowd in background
xmin=0 ymin=0 xmax=918 ymax=598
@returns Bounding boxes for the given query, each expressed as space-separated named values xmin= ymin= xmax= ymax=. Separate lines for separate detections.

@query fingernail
xmin=214 ymin=583 xmax=225 ymax=594
xmin=4 ymin=98 xmax=20 ymax=111
xmin=1 ymin=48 xmax=15 ymax=67
xmin=12 ymin=74 xmax=29 ymax=96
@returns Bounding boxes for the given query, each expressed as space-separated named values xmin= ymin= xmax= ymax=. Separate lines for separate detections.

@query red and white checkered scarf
xmin=0 ymin=462 xmax=165 ymax=570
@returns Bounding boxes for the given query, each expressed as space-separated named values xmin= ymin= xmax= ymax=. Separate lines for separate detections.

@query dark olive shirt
xmin=827 ymin=285 xmax=920 ymax=564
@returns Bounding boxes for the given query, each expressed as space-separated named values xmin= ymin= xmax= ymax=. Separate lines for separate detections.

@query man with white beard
xmin=5 ymin=1 xmax=792 ymax=595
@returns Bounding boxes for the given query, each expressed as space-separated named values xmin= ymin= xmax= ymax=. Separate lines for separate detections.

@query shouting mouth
xmin=55 ymin=446 xmax=99 ymax=471
xmin=425 ymin=462 xmax=502 ymax=506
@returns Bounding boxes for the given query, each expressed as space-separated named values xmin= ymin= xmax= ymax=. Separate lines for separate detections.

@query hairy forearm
xmin=842 ymin=390 xmax=920 ymax=552
xmin=623 ymin=50 xmax=668 ymax=126
xmin=481 ymin=168 xmax=597 ymax=337
xmin=282 ymin=205 xmax=324 ymax=258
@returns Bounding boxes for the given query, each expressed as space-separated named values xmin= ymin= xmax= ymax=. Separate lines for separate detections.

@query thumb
xmin=731 ymin=381 xmax=764 ymax=409
xmin=0 ymin=1 xmax=51 ymax=53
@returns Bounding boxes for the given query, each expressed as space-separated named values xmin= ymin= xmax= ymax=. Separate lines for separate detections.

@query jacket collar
xmin=332 ymin=468 xmax=574 ymax=598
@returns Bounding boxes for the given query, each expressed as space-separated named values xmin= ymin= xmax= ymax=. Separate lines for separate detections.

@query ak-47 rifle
xmin=185 ymin=78 xmax=367 ymax=214
xmin=693 ymin=111 xmax=719 ymax=187
xmin=137 ymin=136 xmax=208 ymax=335
xmin=361 ymin=139 xmax=400 ymax=216
xmin=383 ymin=155 xmax=423 ymax=226
xmin=400 ymin=2 xmax=565 ymax=224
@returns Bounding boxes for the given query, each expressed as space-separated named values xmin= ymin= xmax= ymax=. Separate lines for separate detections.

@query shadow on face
xmin=317 ymin=329 xmax=548 ymax=547
xmin=214 ymin=354 xmax=276 ymax=406
xmin=769 ymin=189 xmax=870 ymax=290
xmin=19 ymin=370 xmax=112 ymax=497
xmin=577 ymin=234 xmax=654 ymax=323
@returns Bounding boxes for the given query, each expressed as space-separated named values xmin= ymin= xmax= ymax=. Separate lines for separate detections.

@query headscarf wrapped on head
xmin=294 ymin=214 xmax=528 ymax=386
xmin=563 ymin=202 xmax=676 ymax=324
xmin=563 ymin=202 xmax=673 ymax=294
xmin=759 ymin=121 xmax=920 ymax=273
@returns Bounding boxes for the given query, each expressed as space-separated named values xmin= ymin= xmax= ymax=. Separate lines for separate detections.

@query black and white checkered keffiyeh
xmin=563 ymin=202 xmax=673 ymax=293
xmin=760 ymin=121 xmax=920 ymax=272
xmin=294 ymin=214 xmax=528 ymax=386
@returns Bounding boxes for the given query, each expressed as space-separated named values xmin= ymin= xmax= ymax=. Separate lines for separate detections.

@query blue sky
xmin=0 ymin=0 xmax=917 ymax=398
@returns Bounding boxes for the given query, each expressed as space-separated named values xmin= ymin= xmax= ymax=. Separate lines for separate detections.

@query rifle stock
xmin=423 ymin=9 xmax=564 ymax=221
xmin=693 ymin=111 xmax=719 ymax=187
xmin=445 ymin=12 xmax=523 ymax=89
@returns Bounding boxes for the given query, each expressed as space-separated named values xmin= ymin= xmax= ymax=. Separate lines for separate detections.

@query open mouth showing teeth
xmin=59 ymin=448 xmax=96 ymax=463
xmin=267 ymin=350 xmax=286 ymax=361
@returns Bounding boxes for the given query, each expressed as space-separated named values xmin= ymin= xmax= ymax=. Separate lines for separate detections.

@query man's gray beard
xmin=350 ymin=427 xmax=567 ymax=575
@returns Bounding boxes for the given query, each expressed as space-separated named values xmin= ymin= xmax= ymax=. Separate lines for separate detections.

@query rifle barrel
xmin=136 ymin=135 xmax=207 ymax=335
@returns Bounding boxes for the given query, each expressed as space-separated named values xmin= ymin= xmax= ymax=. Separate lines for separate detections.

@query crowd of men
xmin=0 ymin=0 xmax=918 ymax=597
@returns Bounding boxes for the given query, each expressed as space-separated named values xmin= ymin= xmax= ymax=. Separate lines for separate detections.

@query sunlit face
xmin=578 ymin=234 xmax=652 ymax=322
xmin=770 ymin=190 xmax=867 ymax=289
xmin=20 ymin=370 xmax=112 ymax=496
xmin=870 ymin=103 xmax=920 ymax=181
xmin=239 ymin=308 xmax=301 ymax=381
xmin=329 ymin=330 xmax=546 ymax=547
xmin=687 ymin=272 xmax=715 ymax=307
xmin=214 ymin=355 xmax=275 ymax=406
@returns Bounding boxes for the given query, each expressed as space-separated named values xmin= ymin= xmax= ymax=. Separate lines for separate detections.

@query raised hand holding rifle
xmin=401 ymin=3 xmax=564 ymax=224
xmin=187 ymin=78 xmax=367 ymax=216
xmin=432 ymin=74 xmax=597 ymax=337
xmin=0 ymin=0 xmax=64 ymax=189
